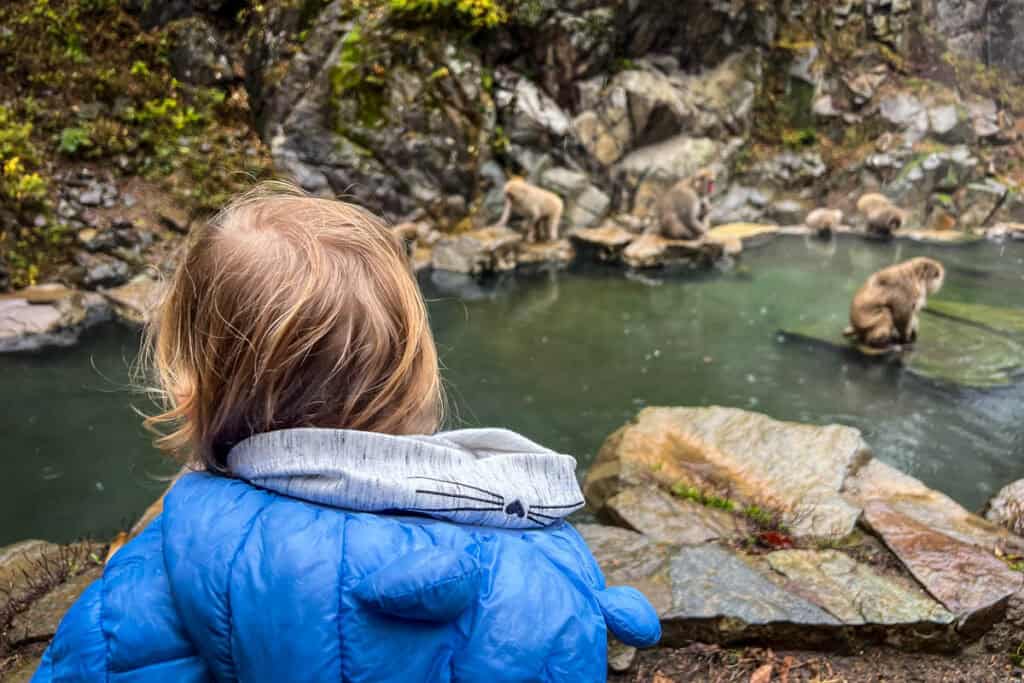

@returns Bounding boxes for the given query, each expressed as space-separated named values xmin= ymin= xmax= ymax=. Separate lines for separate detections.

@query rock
xmin=607 ymin=639 xmax=637 ymax=674
xmin=927 ymin=104 xmax=971 ymax=144
xmin=431 ymin=227 xmax=522 ymax=275
xmin=570 ymin=185 xmax=612 ymax=228
xmin=984 ymin=479 xmax=1024 ymax=536
xmin=750 ymin=151 xmax=827 ymax=188
xmin=0 ymin=291 xmax=110 ymax=353
xmin=77 ymin=227 xmax=118 ymax=253
xmin=568 ymin=224 xmax=637 ymax=263
xmin=0 ymin=540 xmax=60 ymax=606
xmin=504 ymin=78 xmax=572 ymax=144
xmin=896 ymin=229 xmax=983 ymax=245
xmin=576 ymin=524 xmax=674 ymax=615
xmin=573 ymin=109 xmax=630 ymax=167
xmin=986 ymin=222 xmax=1024 ymax=242
xmin=77 ymin=186 xmax=103 ymax=207
xmin=18 ymin=283 xmax=75 ymax=305
xmin=605 ymin=485 xmax=743 ymax=545
xmin=967 ymin=98 xmax=1000 ymax=139
xmin=782 ymin=306 xmax=1024 ymax=388
xmin=860 ymin=501 xmax=1022 ymax=634
xmin=622 ymin=233 xmax=722 ymax=270
xmin=614 ymin=136 xmax=720 ymax=190
xmin=707 ymin=223 xmax=779 ymax=248
xmin=101 ymin=275 xmax=164 ymax=324
xmin=584 ymin=406 xmax=869 ymax=539
xmin=844 ymin=458 xmax=1024 ymax=553
xmin=9 ymin=565 xmax=102 ymax=641
xmin=926 ymin=299 xmax=1024 ymax=335
xmin=74 ymin=251 xmax=130 ymax=289
xmin=987 ymin=0 xmax=1024 ymax=74
xmin=959 ymin=179 xmax=1007 ymax=228
xmin=880 ymin=93 xmax=928 ymax=142
xmin=764 ymin=549 xmax=954 ymax=631
xmin=167 ymin=17 xmax=233 ymax=86
xmin=157 ymin=204 xmax=191 ymax=233
xmin=707 ymin=186 xmax=771 ymax=225
xmin=516 ymin=239 xmax=574 ymax=269
xmin=766 ymin=199 xmax=807 ymax=225
xmin=539 ymin=167 xmax=589 ymax=197
xmin=661 ymin=545 xmax=840 ymax=646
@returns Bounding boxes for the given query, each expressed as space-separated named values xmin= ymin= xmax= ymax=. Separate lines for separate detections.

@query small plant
xmin=670 ymin=482 xmax=736 ymax=511
xmin=389 ymin=0 xmax=509 ymax=29
xmin=58 ymin=126 xmax=92 ymax=155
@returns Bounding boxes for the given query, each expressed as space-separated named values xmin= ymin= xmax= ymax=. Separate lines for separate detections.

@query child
xmin=33 ymin=182 xmax=659 ymax=682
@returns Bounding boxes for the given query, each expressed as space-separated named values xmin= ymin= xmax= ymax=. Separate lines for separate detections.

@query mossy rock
xmin=780 ymin=304 xmax=1024 ymax=388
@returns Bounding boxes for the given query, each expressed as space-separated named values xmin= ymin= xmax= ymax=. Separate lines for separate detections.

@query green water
xmin=3 ymin=235 xmax=1024 ymax=544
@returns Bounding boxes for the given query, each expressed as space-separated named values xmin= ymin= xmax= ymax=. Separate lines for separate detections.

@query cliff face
xmin=3 ymin=0 xmax=1024 ymax=291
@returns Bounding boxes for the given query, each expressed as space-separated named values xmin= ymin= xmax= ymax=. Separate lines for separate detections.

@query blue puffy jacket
xmin=32 ymin=472 xmax=660 ymax=682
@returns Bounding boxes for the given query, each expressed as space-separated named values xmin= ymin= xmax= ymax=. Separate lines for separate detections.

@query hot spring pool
xmin=3 ymin=235 xmax=1023 ymax=544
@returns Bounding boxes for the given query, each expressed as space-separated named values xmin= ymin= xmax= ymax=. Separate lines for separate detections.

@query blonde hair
xmin=142 ymin=181 xmax=443 ymax=470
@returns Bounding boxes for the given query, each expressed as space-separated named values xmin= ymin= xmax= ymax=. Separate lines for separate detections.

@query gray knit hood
xmin=227 ymin=428 xmax=585 ymax=529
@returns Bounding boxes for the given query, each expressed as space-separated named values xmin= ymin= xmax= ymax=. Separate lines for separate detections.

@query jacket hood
xmin=226 ymin=427 xmax=585 ymax=529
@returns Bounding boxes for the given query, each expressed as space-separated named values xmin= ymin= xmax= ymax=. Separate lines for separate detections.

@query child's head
xmin=144 ymin=181 xmax=443 ymax=469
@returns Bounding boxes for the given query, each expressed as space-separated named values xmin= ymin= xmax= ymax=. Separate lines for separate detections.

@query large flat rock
xmin=431 ymin=227 xmax=522 ymax=275
xmin=861 ymin=501 xmax=1022 ymax=634
xmin=781 ymin=309 xmax=1024 ymax=388
xmin=516 ymin=239 xmax=575 ymax=268
xmin=662 ymin=545 xmax=840 ymax=647
xmin=764 ymin=549 xmax=954 ymax=633
xmin=897 ymin=229 xmax=984 ymax=245
xmin=577 ymin=523 xmax=674 ymax=615
xmin=707 ymin=223 xmax=780 ymax=248
xmin=605 ymin=485 xmax=743 ymax=545
xmin=845 ymin=458 xmax=1024 ymax=552
xmin=101 ymin=274 xmax=164 ymax=324
xmin=584 ymin=406 xmax=868 ymax=539
xmin=568 ymin=224 xmax=637 ymax=263
xmin=622 ymin=233 xmax=722 ymax=269
xmin=926 ymin=299 xmax=1024 ymax=335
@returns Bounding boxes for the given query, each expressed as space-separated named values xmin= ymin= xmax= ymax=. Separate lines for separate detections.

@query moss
xmin=0 ymin=0 xmax=273 ymax=287
xmin=669 ymin=482 xmax=736 ymax=512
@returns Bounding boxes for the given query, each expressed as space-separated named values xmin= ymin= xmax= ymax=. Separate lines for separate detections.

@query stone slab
xmin=861 ymin=501 xmax=1022 ymax=633
xmin=707 ymin=223 xmax=780 ymax=248
xmin=102 ymin=274 xmax=164 ymax=324
xmin=577 ymin=523 xmax=674 ymax=615
xmin=605 ymin=485 xmax=743 ymax=545
xmin=584 ymin=406 xmax=867 ymax=539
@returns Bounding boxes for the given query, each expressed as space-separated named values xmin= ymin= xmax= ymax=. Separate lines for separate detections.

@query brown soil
xmin=611 ymin=595 xmax=1024 ymax=683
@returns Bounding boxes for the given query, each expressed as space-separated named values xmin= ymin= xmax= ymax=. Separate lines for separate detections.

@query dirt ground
xmin=609 ymin=594 xmax=1024 ymax=683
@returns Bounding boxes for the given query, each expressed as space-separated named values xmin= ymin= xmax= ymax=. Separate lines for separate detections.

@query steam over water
xmin=3 ymin=236 xmax=1024 ymax=544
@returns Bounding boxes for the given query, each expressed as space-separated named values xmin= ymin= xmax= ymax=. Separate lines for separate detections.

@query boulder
xmin=576 ymin=523 xmax=674 ymax=616
xmin=604 ymin=485 xmax=743 ymax=546
xmin=984 ymin=479 xmax=1024 ymax=535
xmin=880 ymin=93 xmax=929 ymax=142
xmin=844 ymin=458 xmax=1024 ymax=553
xmin=0 ymin=291 xmax=110 ymax=353
xmin=167 ymin=16 xmax=233 ymax=86
xmin=706 ymin=185 xmax=771 ymax=224
xmin=516 ymin=239 xmax=575 ymax=269
xmin=622 ymin=234 xmax=722 ymax=269
xmin=568 ymin=224 xmax=637 ymax=263
xmin=73 ymin=251 xmax=130 ymax=289
xmin=661 ymin=545 xmax=840 ymax=647
xmin=614 ymin=136 xmax=720 ymax=192
xmin=101 ymin=275 xmax=164 ymax=325
xmin=584 ymin=406 xmax=869 ymax=539
xmin=431 ymin=227 xmax=522 ymax=275
xmin=860 ymin=501 xmax=1022 ymax=635
xmin=764 ymin=550 xmax=954 ymax=630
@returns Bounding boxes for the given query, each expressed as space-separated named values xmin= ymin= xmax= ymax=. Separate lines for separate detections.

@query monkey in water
xmin=805 ymin=208 xmax=843 ymax=238
xmin=495 ymin=177 xmax=564 ymax=243
xmin=844 ymin=257 xmax=945 ymax=350
xmin=856 ymin=192 xmax=908 ymax=239
xmin=650 ymin=168 xmax=716 ymax=240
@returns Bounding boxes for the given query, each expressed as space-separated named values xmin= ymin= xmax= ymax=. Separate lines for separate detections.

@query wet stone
xmin=844 ymin=458 xmax=1024 ymax=554
xmin=576 ymin=524 xmax=673 ymax=615
xmin=516 ymin=239 xmax=574 ymax=269
xmin=569 ymin=224 xmax=637 ymax=263
xmin=431 ymin=227 xmax=522 ymax=275
xmin=101 ymin=275 xmax=164 ymax=325
xmin=707 ymin=223 xmax=779 ymax=248
xmin=662 ymin=545 xmax=839 ymax=646
xmin=584 ymin=406 xmax=868 ymax=539
xmin=605 ymin=485 xmax=743 ymax=545
xmin=622 ymin=233 xmax=720 ymax=269
xmin=861 ymin=501 xmax=1022 ymax=633
xmin=764 ymin=549 xmax=954 ymax=627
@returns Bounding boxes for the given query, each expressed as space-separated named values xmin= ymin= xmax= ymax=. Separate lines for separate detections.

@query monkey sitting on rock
xmin=648 ymin=168 xmax=716 ymax=240
xmin=856 ymin=192 xmax=909 ymax=239
xmin=495 ymin=177 xmax=564 ymax=243
xmin=844 ymin=257 xmax=945 ymax=350
xmin=805 ymin=208 xmax=843 ymax=238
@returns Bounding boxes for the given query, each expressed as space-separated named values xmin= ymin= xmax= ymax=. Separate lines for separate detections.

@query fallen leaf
xmin=750 ymin=663 xmax=773 ymax=683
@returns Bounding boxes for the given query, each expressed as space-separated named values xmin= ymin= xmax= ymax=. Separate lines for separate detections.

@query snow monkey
xmin=844 ymin=257 xmax=946 ymax=349
xmin=856 ymin=192 xmax=908 ymax=239
xmin=495 ymin=177 xmax=564 ymax=243
xmin=651 ymin=168 xmax=716 ymax=240
xmin=805 ymin=208 xmax=843 ymax=238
